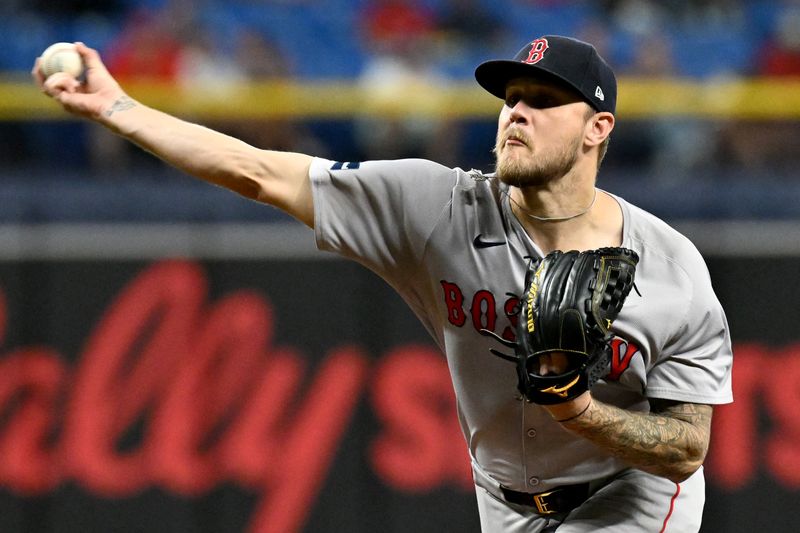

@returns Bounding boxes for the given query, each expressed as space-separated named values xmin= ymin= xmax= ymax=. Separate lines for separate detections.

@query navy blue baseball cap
xmin=475 ymin=35 xmax=617 ymax=114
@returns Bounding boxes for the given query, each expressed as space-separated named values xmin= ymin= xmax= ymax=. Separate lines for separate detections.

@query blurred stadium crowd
xmin=0 ymin=0 xmax=799 ymax=221
xmin=0 ymin=0 xmax=791 ymax=80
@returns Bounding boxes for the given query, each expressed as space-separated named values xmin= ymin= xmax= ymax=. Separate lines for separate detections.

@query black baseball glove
xmin=483 ymin=247 xmax=639 ymax=404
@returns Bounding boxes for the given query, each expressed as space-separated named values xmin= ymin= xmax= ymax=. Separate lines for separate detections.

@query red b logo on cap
xmin=523 ymin=38 xmax=549 ymax=64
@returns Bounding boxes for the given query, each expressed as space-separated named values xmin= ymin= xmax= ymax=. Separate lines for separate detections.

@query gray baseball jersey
xmin=309 ymin=157 xmax=733 ymax=531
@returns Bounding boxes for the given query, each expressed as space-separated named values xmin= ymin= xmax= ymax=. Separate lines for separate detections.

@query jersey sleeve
xmin=309 ymin=157 xmax=457 ymax=282
xmin=646 ymin=251 xmax=733 ymax=405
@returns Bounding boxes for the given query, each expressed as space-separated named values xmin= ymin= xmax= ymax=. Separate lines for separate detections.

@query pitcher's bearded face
xmin=493 ymin=78 xmax=591 ymax=187
xmin=494 ymin=127 xmax=582 ymax=187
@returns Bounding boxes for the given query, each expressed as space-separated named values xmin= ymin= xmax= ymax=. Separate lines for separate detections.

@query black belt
xmin=500 ymin=483 xmax=590 ymax=515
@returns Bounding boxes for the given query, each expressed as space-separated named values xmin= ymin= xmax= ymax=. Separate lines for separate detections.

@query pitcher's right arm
xmin=33 ymin=42 xmax=315 ymax=227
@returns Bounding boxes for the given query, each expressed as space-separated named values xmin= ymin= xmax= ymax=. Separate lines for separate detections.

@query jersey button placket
xmin=527 ymin=428 xmax=537 ymax=438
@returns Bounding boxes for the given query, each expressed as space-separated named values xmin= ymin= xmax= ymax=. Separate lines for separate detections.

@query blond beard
xmin=494 ymin=130 xmax=582 ymax=187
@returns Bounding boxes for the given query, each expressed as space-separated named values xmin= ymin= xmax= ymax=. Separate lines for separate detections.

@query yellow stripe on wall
xmin=2 ymin=77 xmax=800 ymax=120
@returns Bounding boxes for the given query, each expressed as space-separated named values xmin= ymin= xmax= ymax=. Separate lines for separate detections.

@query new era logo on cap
xmin=474 ymin=35 xmax=617 ymax=114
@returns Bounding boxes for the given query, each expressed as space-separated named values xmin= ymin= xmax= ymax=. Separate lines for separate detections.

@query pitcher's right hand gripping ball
xmin=33 ymin=42 xmax=125 ymax=121
xmin=484 ymin=248 xmax=639 ymax=404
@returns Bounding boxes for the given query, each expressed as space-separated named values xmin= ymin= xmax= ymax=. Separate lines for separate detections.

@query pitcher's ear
xmin=587 ymin=112 xmax=614 ymax=147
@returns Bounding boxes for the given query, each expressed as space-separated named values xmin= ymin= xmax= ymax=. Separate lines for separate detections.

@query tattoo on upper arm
xmin=104 ymin=96 xmax=137 ymax=117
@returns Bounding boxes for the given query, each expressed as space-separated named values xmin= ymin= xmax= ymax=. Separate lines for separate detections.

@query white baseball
xmin=39 ymin=42 xmax=84 ymax=79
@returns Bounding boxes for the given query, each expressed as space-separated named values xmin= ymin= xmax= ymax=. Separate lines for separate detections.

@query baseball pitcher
xmin=35 ymin=34 xmax=733 ymax=532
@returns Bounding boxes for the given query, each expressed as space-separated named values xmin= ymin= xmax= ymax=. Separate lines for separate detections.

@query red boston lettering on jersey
xmin=524 ymin=38 xmax=549 ymax=64
xmin=470 ymin=290 xmax=497 ymax=332
xmin=440 ymin=281 xmax=467 ymax=326
xmin=502 ymin=296 xmax=521 ymax=341
xmin=440 ymin=283 xmax=518 ymax=341
xmin=606 ymin=338 xmax=640 ymax=381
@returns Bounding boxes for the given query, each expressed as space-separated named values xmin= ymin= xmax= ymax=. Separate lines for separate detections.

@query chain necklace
xmin=508 ymin=187 xmax=598 ymax=222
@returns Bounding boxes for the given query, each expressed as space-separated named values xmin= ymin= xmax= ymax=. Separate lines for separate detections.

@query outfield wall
xmin=0 ymin=221 xmax=795 ymax=533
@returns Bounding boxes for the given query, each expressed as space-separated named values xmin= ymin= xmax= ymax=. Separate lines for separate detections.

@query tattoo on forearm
xmin=561 ymin=400 xmax=713 ymax=480
xmin=104 ymin=96 xmax=137 ymax=117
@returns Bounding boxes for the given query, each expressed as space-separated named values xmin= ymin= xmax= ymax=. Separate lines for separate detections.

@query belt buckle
xmin=532 ymin=490 xmax=557 ymax=515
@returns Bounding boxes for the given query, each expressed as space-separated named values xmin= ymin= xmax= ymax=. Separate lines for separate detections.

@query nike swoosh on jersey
xmin=473 ymin=235 xmax=506 ymax=248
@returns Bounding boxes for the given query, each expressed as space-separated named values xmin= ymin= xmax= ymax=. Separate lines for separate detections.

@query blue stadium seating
xmin=0 ymin=0 xmax=790 ymax=79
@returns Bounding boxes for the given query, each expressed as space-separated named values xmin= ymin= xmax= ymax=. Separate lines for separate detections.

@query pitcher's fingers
xmin=551 ymin=352 xmax=568 ymax=372
xmin=43 ymin=72 xmax=80 ymax=98
xmin=74 ymin=42 xmax=111 ymax=77
xmin=31 ymin=57 xmax=46 ymax=86
xmin=539 ymin=353 xmax=553 ymax=376
xmin=538 ymin=352 xmax=570 ymax=375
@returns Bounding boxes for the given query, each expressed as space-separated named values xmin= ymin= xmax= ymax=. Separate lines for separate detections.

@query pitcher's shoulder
xmin=621 ymin=197 xmax=710 ymax=275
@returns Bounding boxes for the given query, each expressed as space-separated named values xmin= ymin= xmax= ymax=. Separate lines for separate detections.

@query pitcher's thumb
xmin=74 ymin=42 xmax=111 ymax=77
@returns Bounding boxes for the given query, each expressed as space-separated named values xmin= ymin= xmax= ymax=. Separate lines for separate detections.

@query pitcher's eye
xmin=504 ymin=94 xmax=521 ymax=108
xmin=504 ymin=92 xmax=561 ymax=109
xmin=527 ymin=95 xmax=558 ymax=108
